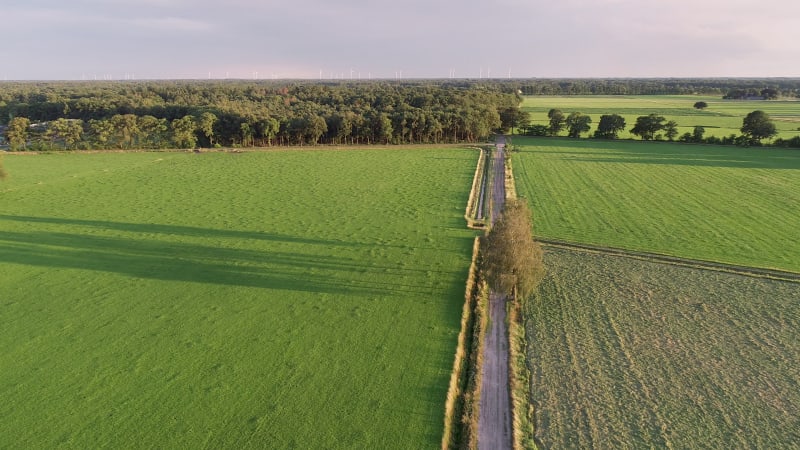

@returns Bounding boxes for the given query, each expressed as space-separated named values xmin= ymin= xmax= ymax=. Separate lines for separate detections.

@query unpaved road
xmin=478 ymin=137 xmax=512 ymax=450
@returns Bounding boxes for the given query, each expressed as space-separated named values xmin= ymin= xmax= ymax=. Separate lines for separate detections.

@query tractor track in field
xmin=539 ymin=238 xmax=800 ymax=283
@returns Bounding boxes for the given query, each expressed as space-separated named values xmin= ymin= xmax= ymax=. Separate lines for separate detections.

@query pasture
xmin=512 ymin=137 xmax=800 ymax=272
xmin=0 ymin=148 xmax=477 ymax=448
xmin=526 ymin=247 xmax=800 ymax=448
xmin=522 ymin=95 xmax=800 ymax=140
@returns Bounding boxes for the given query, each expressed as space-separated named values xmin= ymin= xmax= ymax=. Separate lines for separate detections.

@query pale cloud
xmin=129 ymin=17 xmax=215 ymax=32
xmin=1 ymin=0 xmax=798 ymax=79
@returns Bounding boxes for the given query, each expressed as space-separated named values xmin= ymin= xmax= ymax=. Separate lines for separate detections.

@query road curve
xmin=478 ymin=137 xmax=512 ymax=450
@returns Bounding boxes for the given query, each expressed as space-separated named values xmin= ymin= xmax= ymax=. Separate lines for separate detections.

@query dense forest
xmin=1 ymin=78 xmax=799 ymax=150
xmin=0 ymin=81 xmax=518 ymax=150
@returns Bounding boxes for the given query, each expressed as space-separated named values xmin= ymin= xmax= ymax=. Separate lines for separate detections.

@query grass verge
xmin=465 ymin=147 xmax=489 ymax=229
xmin=508 ymin=292 xmax=536 ymax=450
xmin=504 ymin=150 xmax=538 ymax=450
xmin=442 ymin=237 xmax=481 ymax=449
xmin=460 ymin=280 xmax=490 ymax=450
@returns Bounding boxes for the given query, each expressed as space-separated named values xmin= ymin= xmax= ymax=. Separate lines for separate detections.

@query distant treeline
xmin=513 ymin=78 xmax=800 ymax=97
xmin=519 ymin=108 xmax=800 ymax=149
xmin=2 ymin=79 xmax=799 ymax=150
xmin=0 ymin=81 xmax=518 ymax=149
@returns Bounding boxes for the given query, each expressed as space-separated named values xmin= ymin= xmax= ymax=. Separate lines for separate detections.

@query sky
xmin=3 ymin=0 xmax=800 ymax=80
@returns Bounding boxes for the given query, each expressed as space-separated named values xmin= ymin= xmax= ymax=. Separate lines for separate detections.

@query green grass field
xmin=0 ymin=148 xmax=477 ymax=448
xmin=521 ymin=95 xmax=800 ymax=140
xmin=512 ymin=137 xmax=800 ymax=272
xmin=526 ymin=247 xmax=800 ymax=448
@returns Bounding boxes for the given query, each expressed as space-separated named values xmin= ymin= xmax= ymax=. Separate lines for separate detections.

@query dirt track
xmin=478 ymin=137 xmax=512 ymax=450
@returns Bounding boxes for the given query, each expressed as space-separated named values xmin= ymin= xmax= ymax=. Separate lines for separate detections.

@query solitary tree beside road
xmin=483 ymin=199 xmax=544 ymax=299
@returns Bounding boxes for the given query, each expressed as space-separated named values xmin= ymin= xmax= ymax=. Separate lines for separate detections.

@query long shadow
xmin=0 ymin=214 xmax=360 ymax=247
xmin=0 ymin=229 xmax=446 ymax=297
xmin=517 ymin=137 xmax=800 ymax=170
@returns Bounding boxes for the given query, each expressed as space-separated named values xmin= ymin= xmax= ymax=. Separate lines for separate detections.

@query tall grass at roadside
xmin=442 ymin=237 xmax=481 ymax=450
xmin=464 ymin=148 xmax=489 ymax=229
xmin=460 ymin=281 xmax=490 ymax=450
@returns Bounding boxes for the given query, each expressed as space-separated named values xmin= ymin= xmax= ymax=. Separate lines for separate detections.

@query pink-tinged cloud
xmin=1 ymin=0 xmax=798 ymax=79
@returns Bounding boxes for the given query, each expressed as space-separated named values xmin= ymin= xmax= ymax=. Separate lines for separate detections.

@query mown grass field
xmin=526 ymin=247 xmax=800 ymax=448
xmin=512 ymin=137 xmax=800 ymax=272
xmin=521 ymin=95 xmax=800 ymax=140
xmin=0 ymin=148 xmax=477 ymax=448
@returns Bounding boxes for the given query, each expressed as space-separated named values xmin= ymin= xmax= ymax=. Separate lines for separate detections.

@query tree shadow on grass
xmin=0 ymin=225 xmax=445 ymax=298
xmin=0 ymin=215 xmax=360 ymax=247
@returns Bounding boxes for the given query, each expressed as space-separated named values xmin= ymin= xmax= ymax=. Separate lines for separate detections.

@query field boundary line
xmin=539 ymin=239 xmax=800 ymax=283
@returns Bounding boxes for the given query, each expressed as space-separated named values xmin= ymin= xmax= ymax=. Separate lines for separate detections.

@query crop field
xmin=525 ymin=247 xmax=800 ymax=448
xmin=522 ymin=95 xmax=800 ymax=140
xmin=512 ymin=136 xmax=800 ymax=272
xmin=0 ymin=148 xmax=477 ymax=448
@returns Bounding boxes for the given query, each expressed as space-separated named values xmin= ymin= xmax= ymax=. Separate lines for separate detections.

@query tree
xmin=89 ymin=119 xmax=114 ymax=149
xmin=741 ymin=110 xmax=777 ymax=144
xmin=328 ymin=112 xmax=353 ymax=145
xmin=48 ymin=118 xmax=83 ymax=149
xmin=692 ymin=126 xmax=705 ymax=143
xmin=664 ymin=120 xmax=679 ymax=141
xmin=761 ymin=88 xmax=779 ymax=100
xmin=257 ymin=117 xmax=280 ymax=146
xmin=482 ymin=199 xmax=544 ymax=299
xmin=240 ymin=122 xmax=254 ymax=147
xmin=5 ymin=117 xmax=31 ymax=151
xmin=594 ymin=114 xmax=626 ymax=139
xmin=137 ymin=115 xmax=169 ymax=149
xmin=547 ymin=109 xmax=566 ymax=136
xmin=630 ymin=114 xmax=666 ymax=140
xmin=302 ymin=113 xmax=328 ymax=145
xmin=370 ymin=112 xmax=393 ymax=144
xmin=693 ymin=101 xmax=708 ymax=110
xmin=565 ymin=112 xmax=591 ymax=138
xmin=171 ymin=115 xmax=198 ymax=148
xmin=499 ymin=107 xmax=530 ymax=135
xmin=199 ymin=112 xmax=218 ymax=147
xmin=110 ymin=114 xmax=139 ymax=149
